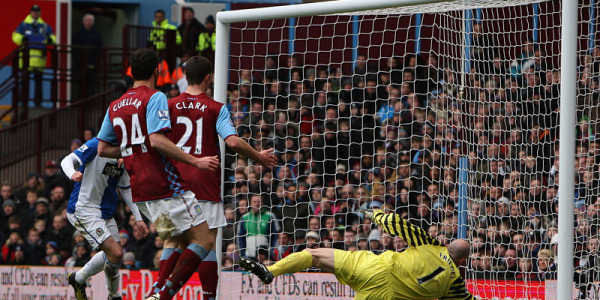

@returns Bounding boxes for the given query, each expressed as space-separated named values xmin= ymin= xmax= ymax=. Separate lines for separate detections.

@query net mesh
xmin=218 ymin=1 xmax=595 ymax=298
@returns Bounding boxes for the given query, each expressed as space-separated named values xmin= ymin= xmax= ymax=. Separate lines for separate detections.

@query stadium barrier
xmin=0 ymin=265 xmax=577 ymax=300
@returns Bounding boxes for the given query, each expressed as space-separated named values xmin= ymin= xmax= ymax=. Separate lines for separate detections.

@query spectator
xmin=224 ymin=243 xmax=240 ymax=267
xmin=14 ymin=173 xmax=44 ymax=204
xmin=13 ymin=245 xmax=26 ymax=265
xmin=238 ymin=195 xmax=280 ymax=258
xmin=122 ymin=252 xmax=136 ymax=270
xmin=47 ymin=253 xmax=61 ymax=266
xmin=69 ymin=138 xmax=82 ymax=152
xmin=393 ymin=236 xmax=408 ymax=252
xmin=12 ymin=4 xmax=56 ymax=106
xmin=222 ymin=257 xmax=234 ymax=271
xmin=32 ymin=197 xmax=51 ymax=230
xmin=44 ymin=215 xmax=74 ymax=260
xmin=381 ymin=232 xmax=394 ymax=251
xmin=197 ymin=15 xmax=216 ymax=62
xmin=368 ymin=229 xmax=382 ymax=254
xmin=576 ymin=237 xmax=600 ymax=297
xmin=48 ymin=186 xmax=67 ymax=216
xmin=279 ymin=184 xmax=310 ymax=234
xmin=83 ymin=127 xmax=95 ymax=142
xmin=33 ymin=219 xmax=47 ymax=239
xmin=1 ymin=182 xmax=13 ymax=202
xmin=64 ymin=242 xmax=90 ymax=267
xmin=72 ymin=13 xmax=103 ymax=98
xmin=23 ymin=228 xmax=44 ymax=265
xmin=149 ymin=9 xmax=181 ymax=52
xmin=2 ymin=230 xmax=24 ymax=264
xmin=152 ymin=249 xmax=163 ymax=271
xmin=125 ymin=226 xmax=154 ymax=269
xmin=516 ymin=256 xmax=537 ymax=280
xmin=170 ymin=51 xmax=191 ymax=96
xmin=536 ymin=248 xmax=557 ymax=280
xmin=178 ymin=7 xmax=204 ymax=53
xmin=271 ymin=232 xmax=294 ymax=261
xmin=43 ymin=241 xmax=58 ymax=264
xmin=0 ymin=200 xmax=18 ymax=233
xmin=343 ymin=229 xmax=357 ymax=250
xmin=43 ymin=160 xmax=69 ymax=198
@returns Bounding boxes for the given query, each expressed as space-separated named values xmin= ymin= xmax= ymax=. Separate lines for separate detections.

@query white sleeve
xmin=60 ymin=153 xmax=82 ymax=180
xmin=120 ymin=187 xmax=143 ymax=221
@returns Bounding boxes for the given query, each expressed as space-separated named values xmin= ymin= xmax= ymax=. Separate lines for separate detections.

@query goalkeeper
xmin=240 ymin=210 xmax=475 ymax=300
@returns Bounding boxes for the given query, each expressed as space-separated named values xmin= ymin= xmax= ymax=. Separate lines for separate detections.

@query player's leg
xmin=147 ymin=192 xmax=211 ymax=300
xmin=67 ymin=213 xmax=116 ymax=300
xmin=101 ymin=219 xmax=125 ymax=300
xmin=196 ymin=201 xmax=226 ymax=300
xmin=197 ymin=228 xmax=219 ymax=300
xmin=240 ymin=248 xmax=336 ymax=284
xmin=149 ymin=238 xmax=182 ymax=295
xmin=156 ymin=222 xmax=213 ymax=300
xmin=137 ymin=202 xmax=184 ymax=296
xmin=268 ymin=248 xmax=334 ymax=275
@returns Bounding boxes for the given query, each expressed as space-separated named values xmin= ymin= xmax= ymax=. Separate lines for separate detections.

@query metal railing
xmin=0 ymin=43 xmax=125 ymax=125
xmin=0 ymin=87 xmax=120 ymax=185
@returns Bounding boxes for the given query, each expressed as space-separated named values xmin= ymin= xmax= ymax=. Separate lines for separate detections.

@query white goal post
xmin=213 ymin=0 xmax=578 ymax=299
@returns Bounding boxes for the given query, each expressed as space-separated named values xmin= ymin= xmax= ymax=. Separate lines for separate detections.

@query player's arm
xmin=217 ymin=105 xmax=277 ymax=169
xmin=147 ymin=92 xmax=218 ymax=171
xmin=369 ymin=209 xmax=440 ymax=247
xmin=119 ymin=186 xmax=149 ymax=237
xmin=117 ymin=171 xmax=150 ymax=237
xmin=97 ymin=109 xmax=122 ymax=158
xmin=61 ymin=138 xmax=100 ymax=182
xmin=225 ymin=136 xmax=278 ymax=169
xmin=149 ymin=133 xmax=219 ymax=172
xmin=440 ymin=277 xmax=475 ymax=300
xmin=61 ymin=153 xmax=83 ymax=182
xmin=98 ymin=141 xmax=122 ymax=158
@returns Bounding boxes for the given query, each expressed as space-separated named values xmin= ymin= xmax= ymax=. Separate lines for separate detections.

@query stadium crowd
xmin=1 ymin=19 xmax=599 ymax=292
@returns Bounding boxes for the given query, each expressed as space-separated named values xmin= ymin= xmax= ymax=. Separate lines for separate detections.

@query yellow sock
xmin=267 ymin=250 xmax=313 ymax=277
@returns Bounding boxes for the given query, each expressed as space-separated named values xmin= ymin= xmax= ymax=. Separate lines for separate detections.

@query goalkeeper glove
xmin=361 ymin=209 xmax=374 ymax=219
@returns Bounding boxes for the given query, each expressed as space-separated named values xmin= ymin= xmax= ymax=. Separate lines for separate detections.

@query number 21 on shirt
xmin=175 ymin=116 xmax=203 ymax=155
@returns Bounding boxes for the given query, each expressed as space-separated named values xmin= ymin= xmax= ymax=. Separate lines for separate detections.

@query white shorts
xmin=141 ymin=191 xmax=206 ymax=240
xmin=197 ymin=200 xmax=227 ymax=229
xmin=67 ymin=212 xmax=120 ymax=250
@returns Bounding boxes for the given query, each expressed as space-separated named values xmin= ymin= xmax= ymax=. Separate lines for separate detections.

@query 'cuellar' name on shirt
xmin=175 ymin=100 xmax=208 ymax=112
xmin=112 ymin=98 xmax=142 ymax=111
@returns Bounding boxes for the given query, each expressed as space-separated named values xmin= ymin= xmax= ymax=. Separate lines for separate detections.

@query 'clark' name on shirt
xmin=113 ymin=98 xmax=142 ymax=111
xmin=176 ymin=101 xmax=208 ymax=112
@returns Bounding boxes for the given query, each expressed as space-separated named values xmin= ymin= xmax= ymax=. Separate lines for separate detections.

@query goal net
xmin=216 ymin=0 xmax=589 ymax=298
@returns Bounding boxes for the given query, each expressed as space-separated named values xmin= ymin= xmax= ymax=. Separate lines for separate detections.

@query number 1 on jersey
xmin=176 ymin=116 xmax=203 ymax=155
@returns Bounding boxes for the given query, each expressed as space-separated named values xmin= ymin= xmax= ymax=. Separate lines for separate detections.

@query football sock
xmin=268 ymin=250 xmax=313 ymax=277
xmin=160 ymin=243 xmax=209 ymax=300
xmin=198 ymin=250 xmax=218 ymax=300
xmin=75 ymin=250 xmax=107 ymax=284
xmin=152 ymin=248 xmax=182 ymax=294
xmin=104 ymin=256 xmax=121 ymax=298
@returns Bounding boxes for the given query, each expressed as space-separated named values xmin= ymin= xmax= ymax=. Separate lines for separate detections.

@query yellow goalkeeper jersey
xmin=371 ymin=210 xmax=475 ymax=300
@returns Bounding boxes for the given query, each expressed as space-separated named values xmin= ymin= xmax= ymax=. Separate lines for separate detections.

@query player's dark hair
xmin=155 ymin=9 xmax=165 ymax=16
xmin=185 ymin=56 xmax=213 ymax=85
xmin=130 ymin=48 xmax=158 ymax=81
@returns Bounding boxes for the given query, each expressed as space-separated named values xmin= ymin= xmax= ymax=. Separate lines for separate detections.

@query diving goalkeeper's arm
xmin=367 ymin=209 xmax=441 ymax=247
